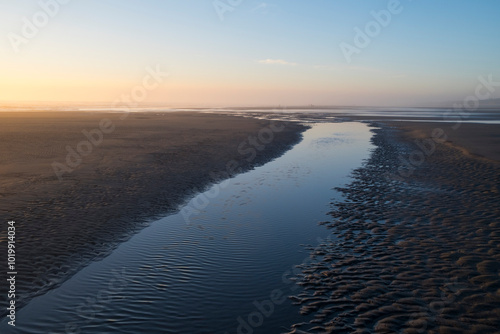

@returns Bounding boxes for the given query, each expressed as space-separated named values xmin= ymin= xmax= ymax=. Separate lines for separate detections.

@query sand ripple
xmin=287 ymin=125 xmax=500 ymax=333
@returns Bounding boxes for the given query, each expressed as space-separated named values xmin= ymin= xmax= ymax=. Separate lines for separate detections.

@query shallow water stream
xmin=2 ymin=122 xmax=373 ymax=334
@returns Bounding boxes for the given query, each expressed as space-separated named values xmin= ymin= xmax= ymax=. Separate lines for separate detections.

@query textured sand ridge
xmin=288 ymin=124 xmax=500 ymax=333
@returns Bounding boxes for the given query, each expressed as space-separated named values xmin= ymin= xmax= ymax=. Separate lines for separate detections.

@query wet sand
xmin=288 ymin=121 xmax=500 ymax=333
xmin=0 ymin=112 xmax=307 ymax=313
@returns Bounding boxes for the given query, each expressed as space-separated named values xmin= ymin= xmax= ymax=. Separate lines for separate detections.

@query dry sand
xmin=391 ymin=121 xmax=500 ymax=161
xmin=0 ymin=111 xmax=307 ymax=313
xmin=287 ymin=121 xmax=500 ymax=333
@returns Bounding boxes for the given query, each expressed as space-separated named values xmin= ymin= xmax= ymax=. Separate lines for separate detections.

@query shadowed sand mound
xmin=0 ymin=111 xmax=307 ymax=315
xmin=392 ymin=121 xmax=500 ymax=162
xmin=288 ymin=123 xmax=500 ymax=333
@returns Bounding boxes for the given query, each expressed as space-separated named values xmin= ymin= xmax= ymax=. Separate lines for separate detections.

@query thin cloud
xmin=258 ymin=59 xmax=298 ymax=66
xmin=251 ymin=2 xmax=269 ymax=12
xmin=314 ymin=65 xmax=382 ymax=73
xmin=251 ymin=2 xmax=278 ymax=15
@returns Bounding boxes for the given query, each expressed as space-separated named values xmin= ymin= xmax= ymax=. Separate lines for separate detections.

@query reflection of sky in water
xmin=4 ymin=123 xmax=374 ymax=334
xmin=312 ymin=135 xmax=354 ymax=148
xmin=209 ymin=108 xmax=500 ymax=123
xmin=4 ymin=106 xmax=499 ymax=123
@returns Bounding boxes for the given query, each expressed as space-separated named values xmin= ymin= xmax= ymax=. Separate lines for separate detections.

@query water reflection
xmin=2 ymin=122 xmax=374 ymax=334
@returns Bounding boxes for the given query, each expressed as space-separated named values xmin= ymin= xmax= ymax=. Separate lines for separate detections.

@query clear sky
xmin=1 ymin=0 xmax=499 ymax=107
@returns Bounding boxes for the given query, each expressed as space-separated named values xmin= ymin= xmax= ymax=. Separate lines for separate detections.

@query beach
xmin=3 ymin=1 xmax=499 ymax=332
xmin=0 ymin=111 xmax=307 ymax=313
xmin=1 ymin=111 xmax=499 ymax=333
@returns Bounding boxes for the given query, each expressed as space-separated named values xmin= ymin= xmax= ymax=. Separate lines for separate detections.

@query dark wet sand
xmin=0 ymin=112 xmax=307 ymax=313
xmin=288 ymin=121 xmax=500 ymax=333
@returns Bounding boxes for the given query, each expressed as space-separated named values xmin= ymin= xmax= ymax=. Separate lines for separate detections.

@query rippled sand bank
xmin=288 ymin=122 xmax=500 ymax=333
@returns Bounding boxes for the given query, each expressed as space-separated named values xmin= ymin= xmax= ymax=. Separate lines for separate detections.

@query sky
xmin=1 ymin=0 xmax=499 ymax=107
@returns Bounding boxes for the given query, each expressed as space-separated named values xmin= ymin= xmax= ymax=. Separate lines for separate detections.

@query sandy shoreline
xmin=0 ymin=112 xmax=308 ymax=313
xmin=288 ymin=121 xmax=500 ymax=333
xmin=1 ymin=111 xmax=499 ymax=332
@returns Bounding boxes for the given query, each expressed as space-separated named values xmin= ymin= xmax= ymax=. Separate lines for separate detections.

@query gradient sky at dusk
xmin=1 ymin=0 xmax=499 ymax=106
